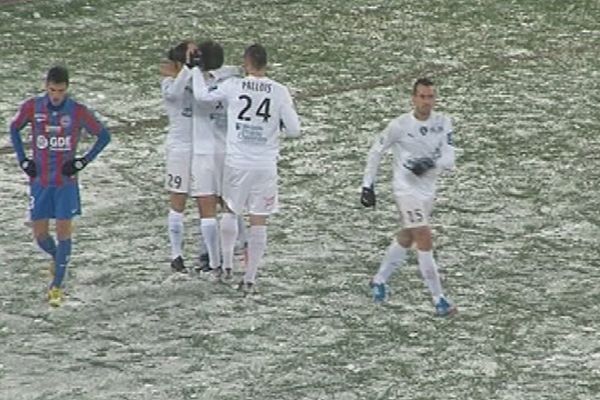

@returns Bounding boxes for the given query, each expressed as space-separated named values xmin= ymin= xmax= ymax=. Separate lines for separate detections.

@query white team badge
xmin=36 ymin=135 xmax=48 ymax=149
xmin=60 ymin=115 xmax=71 ymax=128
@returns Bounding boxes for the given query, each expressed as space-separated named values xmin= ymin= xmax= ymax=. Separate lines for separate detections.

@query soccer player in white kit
xmin=192 ymin=43 xmax=301 ymax=292
xmin=160 ymin=40 xmax=198 ymax=273
xmin=188 ymin=40 xmax=245 ymax=275
xmin=361 ymin=78 xmax=457 ymax=317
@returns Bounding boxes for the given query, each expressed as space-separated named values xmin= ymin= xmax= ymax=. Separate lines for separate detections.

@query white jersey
xmin=191 ymin=66 xmax=242 ymax=155
xmin=161 ymin=67 xmax=193 ymax=151
xmin=362 ymin=111 xmax=455 ymax=198
xmin=192 ymin=69 xmax=301 ymax=169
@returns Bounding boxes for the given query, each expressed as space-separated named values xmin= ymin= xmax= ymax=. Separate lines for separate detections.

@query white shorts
xmin=165 ymin=149 xmax=192 ymax=194
xmin=222 ymin=165 xmax=278 ymax=215
xmin=394 ymin=194 xmax=434 ymax=228
xmin=191 ymin=153 xmax=225 ymax=197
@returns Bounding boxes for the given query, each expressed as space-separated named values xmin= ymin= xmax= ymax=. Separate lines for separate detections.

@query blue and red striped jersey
xmin=10 ymin=94 xmax=109 ymax=187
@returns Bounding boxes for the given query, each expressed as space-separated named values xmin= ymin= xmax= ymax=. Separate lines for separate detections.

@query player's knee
xmin=395 ymin=229 xmax=413 ymax=248
xmin=412 ymin=226 xmax=433 ymax=251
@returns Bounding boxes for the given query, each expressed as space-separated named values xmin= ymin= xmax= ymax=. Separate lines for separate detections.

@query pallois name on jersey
xmin=242 ymin=80 xmax=272 ymax=93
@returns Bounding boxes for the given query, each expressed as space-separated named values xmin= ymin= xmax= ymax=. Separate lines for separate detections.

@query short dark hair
xmin=244 ymin=43 xmax=267 ymax=69
xmin=46 ymin=66 xmax=69 ymax=85
xmin=412 ymin=77 xmax=434 ymax=95
xmin=198 ymin=40 xmax=224 ymax=70
xmin=167 ymin=40 xmax=191 ymax=64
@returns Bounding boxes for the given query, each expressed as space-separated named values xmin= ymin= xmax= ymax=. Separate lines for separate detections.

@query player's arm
xmin=161 ymin=66 xmax=192 ymax=101
xmin=279 ymin=87 xmax=300 ymax=137
xmin=360 ymin=122 xmax=396 ymax=207
xmin=191 ymin=67 xmax=227 ymax=103
xmin=435 ymin=118 xmax=456 ymax=171
xmin=362 ymin=121 xmax=396 ymax=188
xmin=61 ymin=106 xmax=111 ymax=176
xmin=9 ymin=99 xmax=37 ymax=177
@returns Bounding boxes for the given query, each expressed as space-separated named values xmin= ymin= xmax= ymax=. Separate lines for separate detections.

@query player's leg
xmin=168 ymin=193 xmax=187 ymax=272
xmin=30 ymin=183 xmax=56 ymax=258
xmin=191 ymin=154 xmax=223 ymax=273
xmin=46 ymin=183 xmax=80 ymax=306
xmin=196 ymin=195 xmax=220 ymax=271
xmin=242 ymin=214 xmax=268 ymax=291
xmin=52 ymin=218 xmax=73 ymax=288
xmin=30 ymin=183 xmax=57 ymax=281
xmin=241 ymin=168 xmax=278 ymax=291
xmin=166 ymin=149 xmax=191 ymax=272
xmin=371 ymin=228 xmax=411 ymax=292
xmin=219 ymin=165 xmax=249 ymax=278
xmin=33 ymin=219 xmax=55 ymax=258
xmin=405 ymin=197 xmax=456 ymax=316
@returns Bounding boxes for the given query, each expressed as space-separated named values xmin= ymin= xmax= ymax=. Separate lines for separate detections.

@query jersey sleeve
xmin=9 ymin=98 xmax=34 ymax=164
xmin=435 ymin=116 xmax=456 ymax=171
xmin=362 ymin=120 xmax=398 ymax=188
xmin=192 ymin=67 xmax=228 ymax=103
xmin=79 ymin=105 xmax=111 ymax=162
xmin=161 ymin=66 xmax=192 ymax=101
xmin=279 ymin=86 xmax=300 ymax=137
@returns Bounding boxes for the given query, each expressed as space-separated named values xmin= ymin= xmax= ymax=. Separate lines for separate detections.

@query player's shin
xmin=373 ymin=241 xmax=408 ymax=284
xmin=243 ymin=225 xmax=267 ymax=284
xmin=201 ymin=218 xmax=220 ymax=268
xmin=36 ymin=235 xmax=57 ymax=259
xmin=220 ymin=213 xmax=238 ymax=271
xmin=51 ymin=238 xmax=72 ymax=288
xmin=168 ymin=209 xmax=184 ymax=260
xmin=417 ymin=250 xmax=444 ymax=301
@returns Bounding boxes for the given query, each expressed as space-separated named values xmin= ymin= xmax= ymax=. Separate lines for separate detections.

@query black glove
xmin=405 ymin=157 xmax=435 ymax=176
xmin=20 ymin=158 xmax=37 ymax=178
xmin=187 ymin=49 xmax=204 ymax=69
xmin=360 ymin=185 xmax=376 ymax=208
xmin=62 ymin=157 xmax=88 ymax=176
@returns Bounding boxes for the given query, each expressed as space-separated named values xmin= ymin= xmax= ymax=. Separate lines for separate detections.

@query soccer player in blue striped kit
xmin=9 ymin=66 xmax=111 ymax=306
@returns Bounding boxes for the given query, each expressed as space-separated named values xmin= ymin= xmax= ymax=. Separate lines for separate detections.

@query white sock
xmin=220 ymin=213 xmax=238 ymax=270
xmin=417 ymin=250 xmax=444 ymax=301
xmin=244 ymin=225 xmax=267 ymax=284
xmin=372 ymin=241 xmax=408 ymax=284
xmin=236 ymin=215 xmax=247 ymax=246
xmin=201 ymin=218 xmax=220 ymax=268
xmin=168 ymin=209 xmax=184 ymax=260
xmin=196 ymin=218 xmax=207 ymax=256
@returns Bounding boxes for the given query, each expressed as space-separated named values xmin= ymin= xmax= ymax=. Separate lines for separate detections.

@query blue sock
xmin=36 ymin=235 xmax=57 ymax=259
xmin=52 ymin=239 xmax=72 ymax=288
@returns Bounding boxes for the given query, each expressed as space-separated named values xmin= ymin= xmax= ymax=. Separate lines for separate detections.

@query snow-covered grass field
xmin=1 ymin=1 xmax=599 ymax=399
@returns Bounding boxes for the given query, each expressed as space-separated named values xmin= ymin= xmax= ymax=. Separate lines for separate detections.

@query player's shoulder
xmin=431 ymin=110 xmax=452 ymax=125
xmin=390 ymin=112 xmax=413 ymax=128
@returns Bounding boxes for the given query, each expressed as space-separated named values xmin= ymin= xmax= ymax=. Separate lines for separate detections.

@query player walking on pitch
xmin=9 ymin=66 xmax=111 ymax=306
xmin=361 ymin=77 xmax=457 ymax=317
xmin=192 ymin=43 xmax=301 ymax=292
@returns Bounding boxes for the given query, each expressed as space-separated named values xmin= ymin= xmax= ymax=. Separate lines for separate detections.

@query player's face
xmin=46 ymin=81 xmax=68 ymax=106
xmin=412 ymin=84 xmax=436 ymax=120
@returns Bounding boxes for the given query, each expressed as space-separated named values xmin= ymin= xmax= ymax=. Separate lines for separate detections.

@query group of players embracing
xmin=159 ymin=40 xmax=301 ymax=294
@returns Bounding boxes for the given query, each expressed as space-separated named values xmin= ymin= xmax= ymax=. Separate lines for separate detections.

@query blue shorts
xmin=29 ymin=182 xmax=81 ymax=221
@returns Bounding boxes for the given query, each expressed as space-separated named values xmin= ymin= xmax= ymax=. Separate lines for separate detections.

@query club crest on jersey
xmin=36 ymin=136 xmax=49 ymax=149
xmin=60 ymin=115 xmax=72 ymax=128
